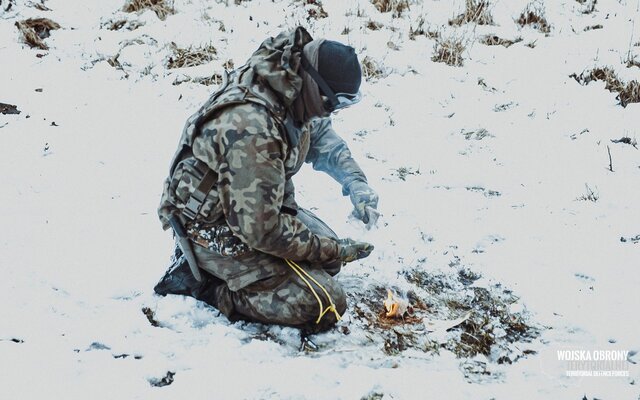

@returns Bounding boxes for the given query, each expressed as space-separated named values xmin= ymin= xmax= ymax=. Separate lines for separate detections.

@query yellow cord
xmin=285 ymin=259 xmax=342 ymax=324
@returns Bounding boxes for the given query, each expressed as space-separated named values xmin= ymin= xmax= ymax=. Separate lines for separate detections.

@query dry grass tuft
xmin=122 ymin=0 xmax=175 ymax=21
xmin=517 ymin=3 xmax=551 ymax=34
xmin=625 ymin=54 xmax=640 ymax=69
xmin=432 ymin=36 xmax=466 ymax=67
xmin=298 ymin=0 xmax=328 ymax=19
xmin=409 ymin=17 xmax=440 ymax=40
xmin=193 ymin=74 xmax=224 ymax=86
xmin=15 ymin=18 xmax=61 ymax=50
xmin=371 ymin=0 xmax=410 ymax=17
xmin=577 ymin=0 xmax=597 ymax=14
xmin=361 ymin=56 xmax=386 ymax=81
xmin=576 ymin=183 xmax=599 ymax=202
xmin=480 ymin=35 xmax=522 ymax=48
xmin=167 ymin=43 xmax=217 ymax=69
xmin=571 ymin=67 xmax=640 ymax=107
xmin=104 ymin=18 xmax=145 ymax=31
xmin=366 ymin=20 xmax=383 ymax=31
xmin=449 ymin=0 xmax=494 ymax=26
xmin=583 ymin=24 xmax=603 ymax=32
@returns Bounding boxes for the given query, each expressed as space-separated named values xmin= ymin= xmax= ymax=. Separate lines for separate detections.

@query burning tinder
xmin=383 ymin=289 xmax=409 ymax=318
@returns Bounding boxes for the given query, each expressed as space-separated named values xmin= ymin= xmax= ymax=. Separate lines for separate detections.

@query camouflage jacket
xmin=158 ymin=28 xmax=367 ymax=264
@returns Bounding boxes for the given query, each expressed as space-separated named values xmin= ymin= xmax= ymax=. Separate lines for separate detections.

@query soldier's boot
xmin=154 ymin=246 xmax=233 ymax=314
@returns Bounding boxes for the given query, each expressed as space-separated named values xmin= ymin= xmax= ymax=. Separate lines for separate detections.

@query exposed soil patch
xmin=15 ymin=18 xmax=60 ymax=50
xmin=0 ymin=102 xmax=21 ymax=115
xmin=570 ymin=67 xmax=640 ymax=107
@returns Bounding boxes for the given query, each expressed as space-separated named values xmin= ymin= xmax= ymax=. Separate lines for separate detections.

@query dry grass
xmin=15 ymin=18 xmax=61 ymax=50
xmin=576 ymin=183 xmax=599 ymax=202
xmin=371 ymin=0 xmax=410 ymax=17
xmin=480 ymin=35 xmax=522 ymax=48
xmin=122 ymin=0 xmax=175 ymax=21
xmin=625 ymin=54 xmax=640 ymax=69
xmin=366 ymin=20 xmax=383 ymax=31
xmin=571 ymin=67 xmax=640 ymax=107
xmin=167 ymin=43 xmax=217 ymax=69
xmin=517 ymin=3 xmax=551 ymax=34
xmin=104 ymin=18 xmax=145 ymax=31
xmin=409 ymin=16 xmax=440 ymax=40
xmin=577 ymin=0 xmax=597 ymax=14
xmin=297 ymin=0 xmax=328 ymax=19
xmin=583 ymin=24 xmax=603 ymax=32
xmin=193 ymin=74 xmax=224 ymax=86
xmin=361 ymin=56 xmax=387 ymax=81
xmin=449 ymin=0 xmax=494 ymax=26
xmin=432 ymin=36 xmax=466 ymax=67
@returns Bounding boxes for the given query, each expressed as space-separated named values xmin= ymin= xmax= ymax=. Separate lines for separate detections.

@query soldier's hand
xmin=338 ymin=238 xmax=374 ymax=263
xmin=347 ymin=181 xmax=379 ymax=225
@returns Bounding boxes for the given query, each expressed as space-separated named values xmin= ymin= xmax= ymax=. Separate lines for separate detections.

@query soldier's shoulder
xmin=201 ymin=102 xmax=281 ymax=139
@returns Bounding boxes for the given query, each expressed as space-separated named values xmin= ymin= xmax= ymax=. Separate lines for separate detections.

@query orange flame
xmin=383 ymin=289 xmax=408 ymax=318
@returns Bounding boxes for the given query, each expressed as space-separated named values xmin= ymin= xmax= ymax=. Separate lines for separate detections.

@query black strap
xmin=300 ymin=53 xmax=339 ymax=110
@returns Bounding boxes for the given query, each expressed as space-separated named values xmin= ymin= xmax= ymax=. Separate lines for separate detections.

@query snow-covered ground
xmin=1 ymin=0 xmax=639 ymax=398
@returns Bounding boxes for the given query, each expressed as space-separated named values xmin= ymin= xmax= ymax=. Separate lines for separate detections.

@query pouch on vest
xmin=168 ymin=158 xmax=223 ymax=224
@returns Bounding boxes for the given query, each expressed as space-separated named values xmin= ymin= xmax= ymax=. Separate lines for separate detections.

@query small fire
xmin=383 ymin=289 xmax=409 ymax=318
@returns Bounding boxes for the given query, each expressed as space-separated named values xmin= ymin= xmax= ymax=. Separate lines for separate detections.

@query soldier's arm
xmin=193 ymin=103 xmax=339 ymax=263
xmin=305 ymin=117 xmax=368 ymax=195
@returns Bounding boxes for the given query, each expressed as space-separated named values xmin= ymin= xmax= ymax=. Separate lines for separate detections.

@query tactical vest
xmin=158 ymin=66 xmax=304 ymax=231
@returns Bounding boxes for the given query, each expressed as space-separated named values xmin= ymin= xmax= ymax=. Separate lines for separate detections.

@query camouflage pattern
xmin=346 ymin=180 xmax=379 ymax=223
xmin=194 ymin=207 xmax=346 ymax=331
xmin=157 ymin=27 xmax=367 ymax=327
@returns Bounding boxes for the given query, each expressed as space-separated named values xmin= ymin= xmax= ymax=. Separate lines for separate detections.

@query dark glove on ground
xmin=348 ymin=181 xmax=379 ymax=224
xmin=338 ymin=238 xmax=374 ymax=263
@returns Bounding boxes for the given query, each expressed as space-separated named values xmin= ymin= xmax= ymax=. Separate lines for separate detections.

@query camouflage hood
xmin=247 ymin=27 xmax=313 ymax=107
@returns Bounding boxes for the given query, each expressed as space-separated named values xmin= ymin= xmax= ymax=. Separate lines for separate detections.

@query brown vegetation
xmin=167 ymin=43 xmax=217 ymax=69
xmin=571 ymin=67 xmax=640 ymax=107
xmin=577 ymin=0 xmax=597 ymax=14
xmin=480 ymin=35 xmax=522 ymax=48
xmin=15 ymin=18 xmax=60 ymax=50
xmin=432 ymin=36 xmax=465 ymax=67
xmin=122 ymin=0 xmax=175 ymax=21
xmin=409 ymin=17 xmax=440 ymax=40
xmin=366 ymin=20 xmax=383 ymax=31
xmin=371 ymin=0 xmax=410 ymax=17
xmin=517 ymin=3 xmax=551 ymax=34
xmin=361 ymin=56 xmax=387 ymax=80
xmin=449 ymin=0 xmax=494 ymax=26
xmin=193 ymin=74 xmax=224 ymax=86
xmin=296 ymin=0 xmax=328 ymax=19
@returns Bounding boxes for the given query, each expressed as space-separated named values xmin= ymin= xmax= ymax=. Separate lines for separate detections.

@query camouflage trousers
xmin=193 ymin=208 xmax=347 ymax=331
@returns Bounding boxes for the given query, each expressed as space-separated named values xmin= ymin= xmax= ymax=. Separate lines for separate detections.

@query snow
xmin=1 ymin=0 xmax=639 ymax=398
